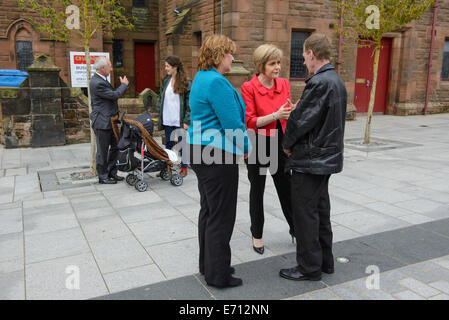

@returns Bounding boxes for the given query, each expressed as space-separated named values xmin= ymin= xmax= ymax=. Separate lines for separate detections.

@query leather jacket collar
xmin=305 ymin=63 xmax=335 ymax=83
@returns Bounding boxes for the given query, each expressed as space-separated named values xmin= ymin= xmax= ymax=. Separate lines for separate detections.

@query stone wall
xmin=61 ymin=88 xmax=91 ymax=144
xmin=0 ymin=86 xmax=32 ymax=148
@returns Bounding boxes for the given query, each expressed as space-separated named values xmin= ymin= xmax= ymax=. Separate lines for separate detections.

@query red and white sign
xmin=69 ymin=51 xmax=110 ymax=87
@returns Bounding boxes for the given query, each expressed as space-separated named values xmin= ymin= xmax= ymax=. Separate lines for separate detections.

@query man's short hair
xmin=304 ymin=33 xmax=331 ymax=61
xmin=93 ymin=57 xmax=108 ymax=71
xmin=253 ymin=44 xmax=283 ymax=74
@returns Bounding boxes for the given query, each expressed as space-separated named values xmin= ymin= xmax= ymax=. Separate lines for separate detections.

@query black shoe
xmin=200 ymin=267 xmax=235 ymax=276
xmin=109 ymin=173 xmax=124 ymax=181
xmin=322 ymin=267 xmax=334 ymax=274
xmin=279 ymin=267 xmax=321 ymax=281
xmin=253 ymin=245 xmax=264 ymax=255
xmin=99 ymin=177 xmax=117 ymax=184
xmin=206 ymin=276 xmax=242 ymax=288
xmin=252 ymin=238 xmax=264 ymax=255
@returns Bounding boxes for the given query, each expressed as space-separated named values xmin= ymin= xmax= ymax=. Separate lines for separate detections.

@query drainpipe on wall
xmin=424 ymin=0 xmax=438 ymax=115
xmin=337 ymin=6 xmax=344 ymax=75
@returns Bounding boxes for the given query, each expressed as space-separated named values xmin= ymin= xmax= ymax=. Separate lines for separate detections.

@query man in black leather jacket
xmin=280 ymin=33 xmax=347 ymax=281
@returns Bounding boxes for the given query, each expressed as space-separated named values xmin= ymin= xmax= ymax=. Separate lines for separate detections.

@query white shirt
xmin=96 ymin=72 xmax=107 ymax=82
xmin=162 ymin=80 xmax=181 ymax=127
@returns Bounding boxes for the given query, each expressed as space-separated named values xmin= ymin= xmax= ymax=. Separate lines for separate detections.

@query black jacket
xmin=283 ymin=63 xmax=347 ymax=175
xmin=89 ymin=73 xmax=128 ymax=130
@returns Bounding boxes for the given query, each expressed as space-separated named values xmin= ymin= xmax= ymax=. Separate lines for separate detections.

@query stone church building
xmin=0 ymin=0 xmax=449 ymax=146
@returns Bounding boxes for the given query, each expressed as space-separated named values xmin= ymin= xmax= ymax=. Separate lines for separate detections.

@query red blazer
xmin=241 ymin=75 xmax=291 ymax=136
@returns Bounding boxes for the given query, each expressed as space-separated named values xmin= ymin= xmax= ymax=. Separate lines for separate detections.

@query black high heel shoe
xmin=252 ymin=238 xmax=264 ymax=255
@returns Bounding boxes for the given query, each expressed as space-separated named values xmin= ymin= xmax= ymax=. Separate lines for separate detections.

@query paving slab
xmin=117 ymin=201 xmax=182 ymax=224
xmin=0 ymin=270 xmax=25 ymax=300
xmin=145 ymin=238 xmax=199 ymax=280
xmin=79 ymin=215 xmax=131 ymax=243
xmin=0 ymin=232 xmax=23 ymax=263
xmin=0 ymin=208 xmax=23 ymax=235
xmin=128 ymin=215 xmax=197 ymax=247
xmin=330 ymin=209 xmax=410 ymax=235
xmin=26 ymin=253 xmax=108 ymax=300
xmin=89 ymin=235 xmax=153 ymax=274
xmin=103 ymin=264 xmax=167 ymax=294
xmin=23 ymin=204 xmax=78 ymax=235
xmin=0 ymin=259 xmax=24 ymax=274
xmin=25 ymin=227 xmax=90 ymax=264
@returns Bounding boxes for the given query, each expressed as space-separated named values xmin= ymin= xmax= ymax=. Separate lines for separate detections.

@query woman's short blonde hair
xmin=253 ymin=44 xmax=283 ymax=74
xmin=198 ymin=35 xmax=236 ymax=71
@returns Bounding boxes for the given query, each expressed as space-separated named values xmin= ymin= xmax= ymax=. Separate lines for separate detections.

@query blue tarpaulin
xmin=0 ymin=69 xmax=29 ymax=87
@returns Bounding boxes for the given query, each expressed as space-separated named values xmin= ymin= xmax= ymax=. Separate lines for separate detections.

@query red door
xmin=135 ymin=43 xmax=155 ymax=93
xmin=354 ymin=38 xmax=392 ymax=113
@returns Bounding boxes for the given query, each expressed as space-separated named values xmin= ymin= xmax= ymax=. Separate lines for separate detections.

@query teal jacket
xmin=157 ymin=75 xmax=192 ymax=130
xmin=187 ymin=68 xmax=251 ymax=156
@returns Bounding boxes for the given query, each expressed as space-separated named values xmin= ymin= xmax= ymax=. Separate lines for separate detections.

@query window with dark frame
xmin=133 ymin=0 xmax=146 ymax=8
xmin=290 ymin=31 xmax=310 ymax=80
xmin=16 ymin=41 xmax=33 ymax=71
xmin=194 ymin=31 xmax=202 ymax=48
xmin=442 ymin=39 xmax=449 ymax=80
xmin=113 ymin=40 xmax=124 ymax=68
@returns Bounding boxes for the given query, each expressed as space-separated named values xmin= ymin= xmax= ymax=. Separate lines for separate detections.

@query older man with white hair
xmin=89 ymin=57 xmax=129 ymax=184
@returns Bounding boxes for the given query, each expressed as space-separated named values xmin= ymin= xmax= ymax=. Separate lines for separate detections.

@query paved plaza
xmin=1 ymin=114 xmax=449 ymax=300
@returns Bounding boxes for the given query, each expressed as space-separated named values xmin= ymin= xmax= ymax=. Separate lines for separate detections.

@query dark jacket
xmin=157 ymin=75 xmax=192 ymax=130
xmin=283 ymin=63 xmax=347 ymax=175
xmin=89 ymin=73 xmax=128 ymax=130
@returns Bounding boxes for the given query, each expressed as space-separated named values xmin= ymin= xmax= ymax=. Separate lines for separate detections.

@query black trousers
xmin=291 ymin=172 xmax=334 ymax=277
xmin=245 ymin=123 xmax=294 ymax=238
xmin=95 ymin=129 xmax=119 ymax=180
xmin=190 ymin=145 xmax=239 ymax=286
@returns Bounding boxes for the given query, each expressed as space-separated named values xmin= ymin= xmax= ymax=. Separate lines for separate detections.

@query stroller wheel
xmin=170 ymin=173 xmax=183 ymax=187
xmin=135 ymin=181 xmax=148 ymax=192
xmin=126 ymin=174 xmax=138 ymax=186
xmin=160 ymin=169 xmax=171 ymax=181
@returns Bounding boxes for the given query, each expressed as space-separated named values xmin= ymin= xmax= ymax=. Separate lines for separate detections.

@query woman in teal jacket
xmin=157 ymin=56 xmax=191 ymax=177
xmin=187 ymin=35 xmax=251 ymax=289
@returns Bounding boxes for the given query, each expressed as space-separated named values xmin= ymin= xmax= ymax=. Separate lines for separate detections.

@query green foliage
xmin=336 ymin=0 xmax=434 ymax=48
xmin=17 ymin=0 xmax=135 ymax=44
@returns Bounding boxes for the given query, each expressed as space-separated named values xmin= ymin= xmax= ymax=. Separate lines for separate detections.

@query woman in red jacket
xmin=241 ymin=44 xmax=297 ymax=254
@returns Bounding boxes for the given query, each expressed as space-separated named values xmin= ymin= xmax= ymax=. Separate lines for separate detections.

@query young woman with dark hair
xmin=157 ymin=55 xmax=191 ymax=177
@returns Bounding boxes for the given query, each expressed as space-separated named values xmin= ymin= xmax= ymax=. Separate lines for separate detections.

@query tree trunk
xmin=364 ymin=45 xmax=381 ymax=145
xmin=85 ymin=48 xmax=97 ymax=176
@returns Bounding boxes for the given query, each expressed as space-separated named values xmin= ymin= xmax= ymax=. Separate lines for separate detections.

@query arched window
xmin=15 ymin=28 xmax=34 ymax=71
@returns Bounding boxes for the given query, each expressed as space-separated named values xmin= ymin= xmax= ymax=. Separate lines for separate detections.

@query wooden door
xmin=354 ymin=38 xmax=392 ymax=113
xmin=134 ymin=43 xmax=155 ymax=93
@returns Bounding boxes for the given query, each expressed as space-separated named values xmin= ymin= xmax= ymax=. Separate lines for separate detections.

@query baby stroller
xmin=112 ymin=112 xmax=183 ymax=192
